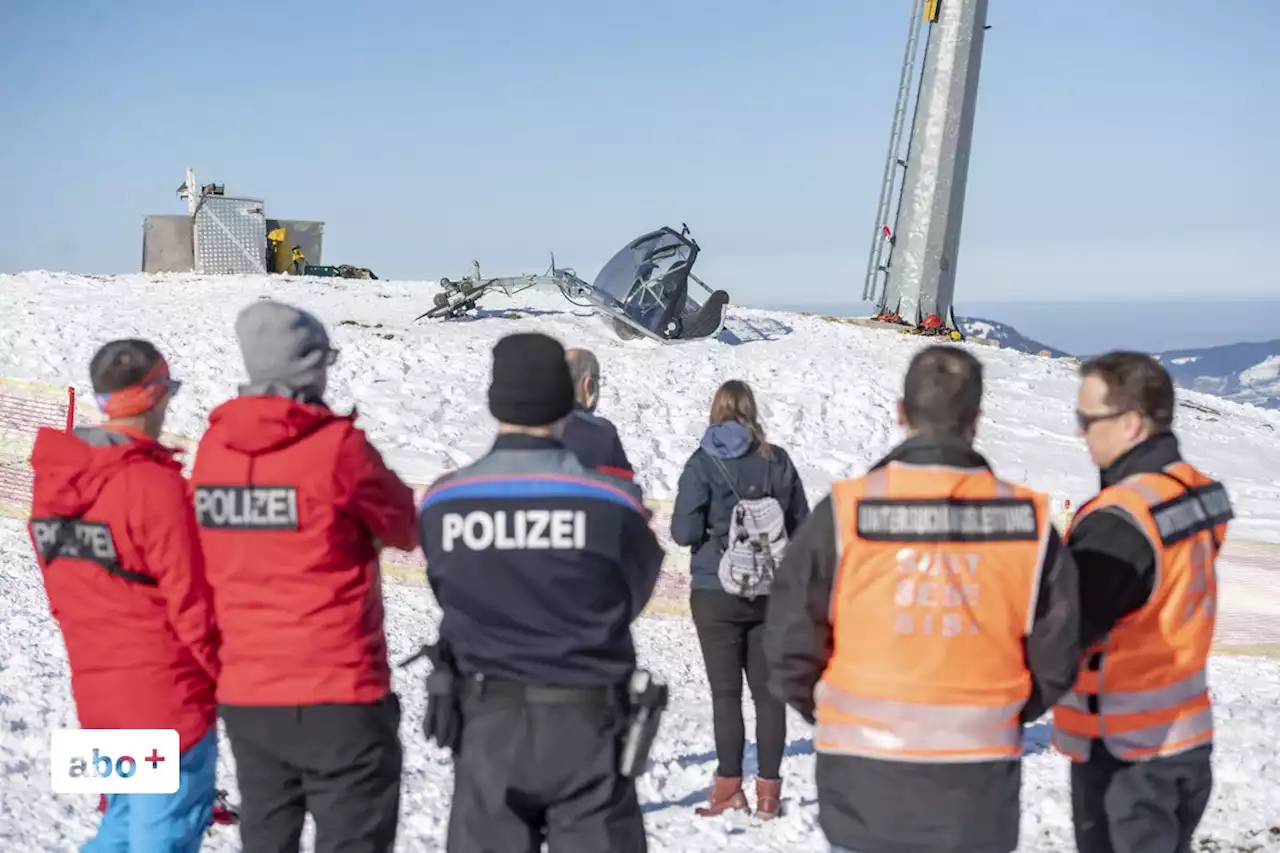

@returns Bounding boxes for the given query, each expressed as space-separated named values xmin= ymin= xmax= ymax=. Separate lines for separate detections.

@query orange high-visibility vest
xmin=814 ymin=460 xmax=1053 ymax=763
xmin=1052 ymin=461 xmax=1231 ymax=763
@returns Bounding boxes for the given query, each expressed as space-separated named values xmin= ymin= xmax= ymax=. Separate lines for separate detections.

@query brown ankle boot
xmin=754 ymin=777 xmax=782 ymax=819
xmin=694 ymin=775 xmax=751 ymax=817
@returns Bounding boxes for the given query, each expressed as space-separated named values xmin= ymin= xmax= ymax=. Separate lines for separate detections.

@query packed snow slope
xmin=2 ymin=271 xmax=1280 ymax=539
xmin=1 ymin=271 xmax=1280 ymax=851
xmin=2 ymin=518 xmax=1280 ymax=852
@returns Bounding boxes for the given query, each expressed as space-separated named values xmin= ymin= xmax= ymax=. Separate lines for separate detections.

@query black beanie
xmin=487 ymin=332 xmax=576 ymax=426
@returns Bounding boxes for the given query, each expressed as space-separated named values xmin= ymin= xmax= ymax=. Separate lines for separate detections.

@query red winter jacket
xmin=27 ymin=426 xmax=220 ymax=752
xmin=190 ymin=396 xmax=418 ymax=706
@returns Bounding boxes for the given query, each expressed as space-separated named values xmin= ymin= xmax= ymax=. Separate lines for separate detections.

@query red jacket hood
xmin=206 ymin=396 xmax=352 ymax=455
xmin=29 ymin=426 xmax=181 ymax=516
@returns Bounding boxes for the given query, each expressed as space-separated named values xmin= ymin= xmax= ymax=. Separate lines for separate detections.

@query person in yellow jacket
xmin=1053 ymin=351 xmax=1233 ymax=853
xmin=765 ymin=344 xmax=1082 ymax=853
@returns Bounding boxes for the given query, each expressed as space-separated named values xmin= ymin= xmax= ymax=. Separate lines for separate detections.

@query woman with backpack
xmin=670 ymin=379 xmax=810 ymax=820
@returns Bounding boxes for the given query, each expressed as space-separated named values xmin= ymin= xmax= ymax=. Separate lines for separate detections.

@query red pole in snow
xmin=66 ymin=387 xmax=75 ymax=432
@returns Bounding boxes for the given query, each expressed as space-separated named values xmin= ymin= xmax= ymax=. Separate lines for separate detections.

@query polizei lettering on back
xmin=30 ymin=518 xmax=120 ymax=566
xmin=441 ymin=509 xmax=587 ymax=552
xmin=194 ymin=486 xmax=300 ymax=530
xmin=29 ymin=517 xmax=157 ymax=585
xmin=856 ymin=498 xmax=1039 ymax=542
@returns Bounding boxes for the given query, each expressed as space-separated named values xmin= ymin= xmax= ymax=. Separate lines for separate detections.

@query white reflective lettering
xmin=437 ymin=510 xmax=588 ymax=552
xmin=525 ymin=510 xmax=551 ymax=549
xmin=31 ymin=519 xmax=120 ymax=563
xmin=193 ymin=487 xmax=299 ymax=529
xmin=441 ymin=514 xmax=464 ymax=552
xmin=888 ymin=548 xmax=983 ymax=641
xmin=31 ymin=520 xmax=58 ymax=553
xmin=494 ymin=512 xmax=518 ymax=549
xmin=550 ymin=511 xmax=577 ymax=549
xmin=462 ymin=512 xmax=494 ymax=550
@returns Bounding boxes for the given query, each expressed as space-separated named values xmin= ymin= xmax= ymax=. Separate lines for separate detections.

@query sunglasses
xmin=1075 ymin=409 xmax=1129 ymax=431
xmin=315 ymin=347 xmax=339 ymax=367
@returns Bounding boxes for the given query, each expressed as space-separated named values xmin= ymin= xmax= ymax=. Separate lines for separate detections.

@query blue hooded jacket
xmin=669 ymin=422 xmax=810 ymax=591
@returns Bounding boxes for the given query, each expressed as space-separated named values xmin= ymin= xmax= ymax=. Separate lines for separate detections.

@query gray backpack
xmin=707 ymin=454 xmax=789 ymax=599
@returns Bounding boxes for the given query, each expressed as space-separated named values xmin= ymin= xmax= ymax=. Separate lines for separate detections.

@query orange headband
xmin=93 ymin=357 xmax=179 ymax=419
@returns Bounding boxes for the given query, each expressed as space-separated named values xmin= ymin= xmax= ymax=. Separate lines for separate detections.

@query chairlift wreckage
xmin=419 ymin=0 xmax=988 ymax=344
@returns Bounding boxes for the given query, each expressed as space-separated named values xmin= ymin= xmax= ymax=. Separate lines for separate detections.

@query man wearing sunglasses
xmin=191 ymin=300 xmax=419 ymax=853
xmin=1053 ymin=351 xmax=1233 ymax=853
xmin=28 ymin=339 xmax=222 ymax=852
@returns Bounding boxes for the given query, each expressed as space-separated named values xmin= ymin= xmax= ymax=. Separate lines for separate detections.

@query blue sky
xmin=1 ymin=0 xmax=1275 ymax=306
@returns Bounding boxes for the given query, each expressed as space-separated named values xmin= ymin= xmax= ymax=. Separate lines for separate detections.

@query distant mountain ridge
xmin=958 ymin=316 xmax=1280 ymax=411
xmin=958 ymin=317 xmax=1072 ymax=359
xmin=1156 ymin=341 xmax=1280 ymax=411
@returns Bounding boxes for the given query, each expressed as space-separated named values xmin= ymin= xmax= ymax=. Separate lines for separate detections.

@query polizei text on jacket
xmin=441 ymin=509 xmax=587 ymax=551
xmin=30 ymin=518 xmax=119 ymax=565
xmin=194 ymin=486 xmax=300 ymax=530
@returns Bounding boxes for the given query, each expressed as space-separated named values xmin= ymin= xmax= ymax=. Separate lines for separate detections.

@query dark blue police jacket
xmin=418 ymin=433 xmax=664 ymax=688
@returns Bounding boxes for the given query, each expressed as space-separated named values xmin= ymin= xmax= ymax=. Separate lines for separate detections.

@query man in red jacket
xmin=27 ymin=339 xmax=221 ymax=853
xmin=190 ymin=299 xmax=418 ymax=853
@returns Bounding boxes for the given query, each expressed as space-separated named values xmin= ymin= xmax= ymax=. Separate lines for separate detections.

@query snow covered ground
xmin=1 ymin=270 xmax=1279 ymax=850
xmin=2 ymin=518 xmax=1278 ymax=851
xmin=3 ymin=271 xmax=1280 ymax=537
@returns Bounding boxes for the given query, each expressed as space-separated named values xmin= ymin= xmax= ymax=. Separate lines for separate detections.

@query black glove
xmin=405 ymin=642 xmax=462 ymax=753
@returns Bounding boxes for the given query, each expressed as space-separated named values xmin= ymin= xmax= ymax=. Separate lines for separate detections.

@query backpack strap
xmin=705 ymin=451 xmax=773 ymax=501
xmin=705 ymin=453 xmax=744 ymax=502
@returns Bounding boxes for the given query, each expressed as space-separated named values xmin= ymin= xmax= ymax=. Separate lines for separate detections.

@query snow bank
xmin=2 ymin=271 xmax=1278 ymax=536
xmin=2 ymin=270 xmax=1279 ymax=850
xmin=2 ymin=520 xmax=1278 ymax=850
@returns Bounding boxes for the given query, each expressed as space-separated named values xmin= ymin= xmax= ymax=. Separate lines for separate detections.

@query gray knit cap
xmin=234 ymin=299 xmax=334 ymax=401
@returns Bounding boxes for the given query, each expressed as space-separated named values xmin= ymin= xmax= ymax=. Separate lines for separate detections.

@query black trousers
xmin=1071 ymin=741 xmax=1213 ymax=853
xmin=220 ymin=695 xmax=403 ymax=853
xmin=447 ymin=680 xmax=646 ymax=853
xmin=690 ymin=588 xmax=787 ymax=779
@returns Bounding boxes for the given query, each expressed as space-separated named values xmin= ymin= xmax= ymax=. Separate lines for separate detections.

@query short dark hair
xmin=1079 ymin=351 xmax=1175 ymax=430
xmin=89 ymin=339 xmax=163 ymax=394
xmin=902 ymin=345 xmax=984 ymax=436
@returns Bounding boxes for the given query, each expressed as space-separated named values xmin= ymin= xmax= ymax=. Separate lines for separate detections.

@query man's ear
xmin=1125 ymin=411 xmax=1149 ymax=443
xmin=896 ymin=398 xmax=908 ymax=429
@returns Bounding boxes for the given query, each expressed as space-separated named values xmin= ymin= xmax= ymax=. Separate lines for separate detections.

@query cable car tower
xmin=862 ymin=0 xmax=990 ymax=334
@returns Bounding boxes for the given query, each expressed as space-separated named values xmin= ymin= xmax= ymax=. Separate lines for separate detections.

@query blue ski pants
xmin=82 ymin=727 xmax=217 ymax=853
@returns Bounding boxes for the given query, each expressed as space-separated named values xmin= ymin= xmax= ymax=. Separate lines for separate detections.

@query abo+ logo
xmin=51 ymin=728 xmax=180 ymax=794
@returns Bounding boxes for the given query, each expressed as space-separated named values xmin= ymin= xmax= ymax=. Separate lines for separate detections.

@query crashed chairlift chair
xmin=415 ymin=225 xmax=730 ymax=344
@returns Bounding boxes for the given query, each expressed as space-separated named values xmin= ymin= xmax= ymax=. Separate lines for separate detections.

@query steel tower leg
xmin=878 ymin=0 xmax=989 ymax=329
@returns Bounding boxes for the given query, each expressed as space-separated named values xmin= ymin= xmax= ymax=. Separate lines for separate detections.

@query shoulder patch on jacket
xmin=1149 ymin=482 xmax=1233 ymax=546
